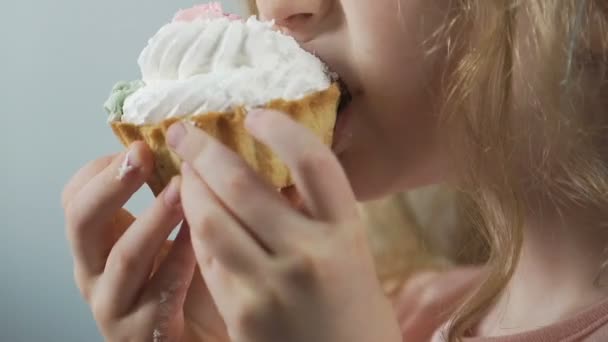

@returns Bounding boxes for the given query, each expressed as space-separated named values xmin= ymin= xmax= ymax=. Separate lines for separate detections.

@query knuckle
xmin=64 ymin=202 xmax=86 ymax=238
xmin=234 ymin=289 xmax=280 ymax=334
xmin=91 ymin=295 xmax=114 ymax=325
xmin=280 ymin=254 xmax=318 ymax=286
xmin=257 ymin=288 xmax=281 ymax=312
xmin=225 ymin=169 xmax=251 ymax=196
xmin=108 ymin=248 xmax=138 ymax=276
xmin=191 ymin=212 xmax=219 ymax=242
xmin=61 ymin=155 xmax=115 ymax=210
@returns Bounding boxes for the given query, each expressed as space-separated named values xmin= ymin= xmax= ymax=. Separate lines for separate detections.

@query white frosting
xmin=116 ymin=151 xmax=134 ymax=180
xmin=121 ymin=17 xmax=331 ymax=125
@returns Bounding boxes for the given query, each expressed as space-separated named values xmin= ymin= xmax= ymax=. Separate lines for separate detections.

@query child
xmin=62 ymin=0 xmax=608 ymax=341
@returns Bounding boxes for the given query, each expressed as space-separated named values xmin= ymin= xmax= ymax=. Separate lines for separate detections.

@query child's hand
xmin=62 ymin=142 xmax=230 ymax=342
xmin=167 ymin=110 xmax=403 ymax=342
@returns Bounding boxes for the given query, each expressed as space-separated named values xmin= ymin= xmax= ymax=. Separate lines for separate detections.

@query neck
xmin=478 ymin=210 xmax=608 ymax=337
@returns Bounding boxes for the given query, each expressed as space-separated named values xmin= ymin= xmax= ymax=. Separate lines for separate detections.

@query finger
xmin=151 ymin=240 xmax=174 ymax=276
xmin=181 ymin=163 xmax=268 ymax=277
xmin=71 ymin=208 xmax=136 ymax=302
xmin=168 ymin=121 xmax=302 ymax=253
xmin=146 ymin=224 xmax=196 ymax=296
xmin=66 ymin=142 xmax=153 ymax=277
xmin=182 ymin=270 xmax=226 ymax=332
xmin=245 ymin=109 xmax=358 ymax=222
xmin=97 ymin=177 xmax=184 ymax=317
xmin=62 ymin=154 xmax=115 ymax=209
xmin=194 ymin=254 xmax=243 ymax=333
xmin=138 ymin=224 xmax=196 ymax=337
xmin=185 ymin=237 xmax=259 ymax=339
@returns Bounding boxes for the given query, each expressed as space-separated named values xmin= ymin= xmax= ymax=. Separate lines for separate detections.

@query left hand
xmin=166 ymin=109 xmax=402 ymax=342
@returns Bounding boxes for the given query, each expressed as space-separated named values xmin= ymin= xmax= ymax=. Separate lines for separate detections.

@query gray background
xmin=0 ymin=1 xmax=247 ymax=341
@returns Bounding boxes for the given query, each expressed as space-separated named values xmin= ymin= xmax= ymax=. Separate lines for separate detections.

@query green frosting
xmin=104 ymin=80 xmax=145 ymax=121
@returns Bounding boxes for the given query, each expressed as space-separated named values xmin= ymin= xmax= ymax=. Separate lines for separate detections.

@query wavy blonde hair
xmin=248 ymin=0 xmax=608 ymax=340
xmin=444 ymin=0 xmax=608 ymax=339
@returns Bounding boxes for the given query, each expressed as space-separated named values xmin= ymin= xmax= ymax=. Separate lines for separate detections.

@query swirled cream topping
xmin=106 ymin=3 xmax=331 ymax=125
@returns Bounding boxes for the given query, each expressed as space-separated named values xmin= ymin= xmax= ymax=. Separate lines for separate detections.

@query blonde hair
xmin=444 ymin=0 xmax=608 ymax=339
xmin=247 ymin=0 xmax=608 ymax=340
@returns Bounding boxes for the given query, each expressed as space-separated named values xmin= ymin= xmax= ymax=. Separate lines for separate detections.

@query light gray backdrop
xmin=0 ymin=1 xmax=246 ymax=341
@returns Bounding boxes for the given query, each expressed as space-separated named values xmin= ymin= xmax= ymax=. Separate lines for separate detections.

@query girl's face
xmin=255 ymin=0 xmax=453 ymax=200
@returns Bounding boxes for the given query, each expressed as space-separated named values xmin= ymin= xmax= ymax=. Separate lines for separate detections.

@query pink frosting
xmin=173 ymin=2 xmax=241 ymax=22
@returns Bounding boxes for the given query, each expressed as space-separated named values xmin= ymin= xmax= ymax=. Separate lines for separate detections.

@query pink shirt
xmin=431 ymin=298 xmax=608 ymax=341
xmin=395 ymin=269 xmax=608 ymax=342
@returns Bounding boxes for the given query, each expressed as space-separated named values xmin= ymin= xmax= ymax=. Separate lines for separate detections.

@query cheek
xmin=335 ymin=0 xmax=453 ymax=196
xmin=355 ymin=37 xmax=442 ymax=148
xmin=345 ymin=0 xmax=447 ymax=104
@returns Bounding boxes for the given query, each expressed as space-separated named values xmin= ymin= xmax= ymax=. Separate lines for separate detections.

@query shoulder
xmin=393 ymin=267 xmax=483 ymax=342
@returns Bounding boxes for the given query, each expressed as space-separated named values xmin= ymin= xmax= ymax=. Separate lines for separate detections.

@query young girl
xmin=62 ymin=0 xmax=608 ymax=341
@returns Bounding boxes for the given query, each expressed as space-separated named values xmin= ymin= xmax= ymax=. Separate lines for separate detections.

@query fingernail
xmin=116 ymin=147 xmax=141 ymax=180
xmin=128 ymin=144 xmax=144 ymax=167
xmin=167 ymin=122 xmax=187 ymax=149
xmin=164 ymin=177 xmax=181 ymax=207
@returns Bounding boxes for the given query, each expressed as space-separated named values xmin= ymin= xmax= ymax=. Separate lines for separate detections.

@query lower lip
xmin=332 ymin=102 xmax=355 ymax=155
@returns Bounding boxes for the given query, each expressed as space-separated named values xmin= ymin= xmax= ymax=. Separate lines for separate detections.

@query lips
xmin=316 ymin=56 xmax=357 ymax=154
xmin=337 ymin=78 xmax=353 ymax=114
xmin=332 ymin=78 xmax=355 ymax=154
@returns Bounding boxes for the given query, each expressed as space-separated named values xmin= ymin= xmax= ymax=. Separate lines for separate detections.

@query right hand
xmin=62 ymin=142 xmax=230 ymax=342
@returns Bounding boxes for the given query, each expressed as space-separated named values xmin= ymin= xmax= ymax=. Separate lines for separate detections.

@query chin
xmin=337 ymin=141 xmax=447 ymax=202
xmin=337 ymin=148 xmax=391 ymax=201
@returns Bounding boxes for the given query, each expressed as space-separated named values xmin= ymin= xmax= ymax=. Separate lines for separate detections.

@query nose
xmin=255 ymin=0 xmax=331 ymax=41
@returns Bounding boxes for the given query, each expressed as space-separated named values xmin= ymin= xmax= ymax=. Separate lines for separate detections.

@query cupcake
xmin=104 ymin=2 xmax=341 ymax=196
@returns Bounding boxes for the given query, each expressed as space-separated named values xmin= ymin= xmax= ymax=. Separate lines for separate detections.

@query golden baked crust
xmin=110 ymin=83 xmax=340 ymax=196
